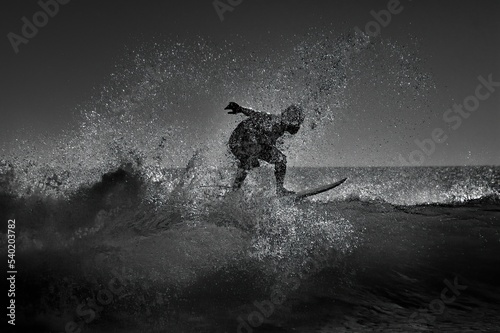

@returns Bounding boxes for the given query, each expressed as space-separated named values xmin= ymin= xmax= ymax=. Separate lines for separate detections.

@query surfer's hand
xmin=225 ymin=102 xmax=241 ymax=114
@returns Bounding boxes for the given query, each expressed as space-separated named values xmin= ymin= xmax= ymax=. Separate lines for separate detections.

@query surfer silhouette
xmin=225 ymin=102 xmax=305 ymax=196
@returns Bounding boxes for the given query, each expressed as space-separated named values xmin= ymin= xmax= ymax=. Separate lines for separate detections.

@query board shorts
xmin=229 ymin=142 xmax=285 ymax=170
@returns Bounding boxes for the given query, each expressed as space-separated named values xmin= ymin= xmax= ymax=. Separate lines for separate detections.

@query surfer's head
xmin=281 ymin=104 xmax=304 ymax=134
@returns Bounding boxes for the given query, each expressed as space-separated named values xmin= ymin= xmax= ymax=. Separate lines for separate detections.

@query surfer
xmin=225 ymin=102 xmax=305 ymax=196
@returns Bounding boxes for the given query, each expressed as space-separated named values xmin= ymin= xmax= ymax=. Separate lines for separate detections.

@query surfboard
xmin=287 ymin=177 xmax=347 ymax=199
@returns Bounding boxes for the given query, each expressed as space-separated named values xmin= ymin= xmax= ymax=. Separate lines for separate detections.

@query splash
xmin=1 ymin=27 xmax=435 ymax=204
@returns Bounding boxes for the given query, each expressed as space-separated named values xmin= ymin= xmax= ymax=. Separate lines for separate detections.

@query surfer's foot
xmin=276 ymin=187 xmax=295 ymax=196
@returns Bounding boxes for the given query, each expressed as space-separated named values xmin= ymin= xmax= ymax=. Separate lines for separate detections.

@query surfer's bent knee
xmin=276 ymin=153 xmax=286 ymax=165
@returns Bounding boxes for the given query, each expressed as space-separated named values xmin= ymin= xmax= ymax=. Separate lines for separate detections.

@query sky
xmin=1 ymin=0 xmax=499 ymax=167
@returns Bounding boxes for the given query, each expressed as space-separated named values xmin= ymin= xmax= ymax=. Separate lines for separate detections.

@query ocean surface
xmin=1 ymin=164 xmax=499 ymax=332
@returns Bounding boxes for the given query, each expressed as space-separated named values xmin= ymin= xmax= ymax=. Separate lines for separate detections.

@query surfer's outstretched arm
xmin=224 ymin=102 xmax=265 ymax=118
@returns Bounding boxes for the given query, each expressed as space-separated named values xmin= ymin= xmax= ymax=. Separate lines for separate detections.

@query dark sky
xmin=1 ymin=0 xmax=499 ymax=166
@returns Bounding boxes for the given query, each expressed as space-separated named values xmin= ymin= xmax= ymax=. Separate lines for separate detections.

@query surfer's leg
xmin=275 ymin=159 xmax=287 ymax=191
xmin=232 ymin=167 xmax=248 ymax=190
xmin=230 ymin=141 xmax=261 ymax=191
xmin=231 ymin=154 xmax=259 ymax=190
xmin=260 ymin=146 xmax=295 ymax=196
